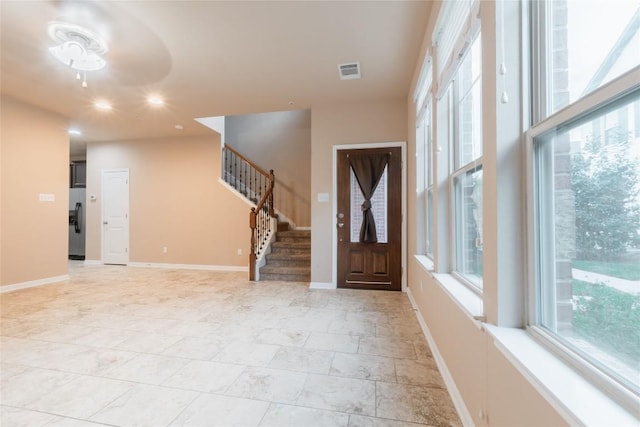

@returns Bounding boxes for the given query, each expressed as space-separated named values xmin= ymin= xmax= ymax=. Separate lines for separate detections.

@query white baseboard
xmin=407 ymin=287 xmax=474 ymax=427
xmin=1 ymin=275 xmax=70 ymax=294
xmin=309 ymin=281 xmax=335 ymax=290
xmin=82 ymin=260 xmax=102 ymax=266
xmin=128 ymin=262 xmax=248 ymax=272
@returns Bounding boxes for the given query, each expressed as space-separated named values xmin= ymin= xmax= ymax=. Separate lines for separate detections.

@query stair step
xmin=271 ymin=239 xmax=310 ymax=246
xmin=266 ymin=252 xmax=311 ymax=261
xmin=263 ymin=260 xmax=310 ymax=268
xmin=261 ymin=265 xmax=310 ymax=274
xmin=264 ymin=254 xmax=310 ymax=268
xmin=260 ymin=265 xmax=311 ymax=282
xmin=277 ymin=235 xmax=311 ymax=243
xmin=269 ymin=249 xmax=310 ymax=257
xmin=277 ymin=230 xmax=310 ymax=238
xmin=270 ymin=241 xmax=311 ymax=252
xmin=260 ymin=273 xmax=311 ymax=282
xmin=259 ymin=226 xmax=311 ymax=282
xmin=277 ymin=222 xmax=290 ymax=232
xmin=278 ymin=229 xmax=310 ymax=236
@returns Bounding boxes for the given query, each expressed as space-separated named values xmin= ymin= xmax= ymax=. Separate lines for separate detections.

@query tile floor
xmin=0 ymin=263 xmax=461 ymax=427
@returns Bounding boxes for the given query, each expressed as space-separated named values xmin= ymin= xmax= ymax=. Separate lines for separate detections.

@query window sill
xmin=485 ymin=325 xmax=639 ymax=426
xmin=413 ymin=254 xmax=434 ymax=271
xmin=413 ymin=254 xmax=483 ymax=323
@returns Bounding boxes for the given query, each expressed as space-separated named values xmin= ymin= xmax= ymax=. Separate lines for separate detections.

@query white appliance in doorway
xmin=69 ymin=188 xmax=86 ymax=259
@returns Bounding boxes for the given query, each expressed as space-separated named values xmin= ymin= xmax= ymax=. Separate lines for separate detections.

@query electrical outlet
xmin=237 ymin=248 xmax=242 ymax=256
xmin=162 ymin=246 xmax=167 ymax=253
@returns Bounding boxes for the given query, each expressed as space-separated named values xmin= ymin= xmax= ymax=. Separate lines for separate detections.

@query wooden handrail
xmin=254 ymin=170 xmax=275 ymax=216
xmin=224 ymin=144 xmax=270 ymax=177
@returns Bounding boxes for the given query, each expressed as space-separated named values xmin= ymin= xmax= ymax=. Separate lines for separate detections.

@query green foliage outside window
xmin=571 ymin=130 xmax=640 ymax=261
xmin=573 ymin=279 xmax=640 ymax=363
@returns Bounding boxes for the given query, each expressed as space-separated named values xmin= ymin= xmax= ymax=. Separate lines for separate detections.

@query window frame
xmin=526 ymin=66 xmax=640 ymax=415
xmin=423 ymin=98 xmax=434 ymax=258
xmin=448 ymin=31 xmax=484 ymax=293
xmin=415 ymin=54 xmax=434 ymax=259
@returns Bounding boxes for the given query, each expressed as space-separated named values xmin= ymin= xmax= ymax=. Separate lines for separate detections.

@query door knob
xmin=103 ymin=220 xmax=108 ymax=225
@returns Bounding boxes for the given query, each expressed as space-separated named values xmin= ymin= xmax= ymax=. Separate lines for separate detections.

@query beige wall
xmin=310 ymin=99 xmax=407 ymax=284
xmin=85 ymin=134 xmax=250 ymax=267
xmin=1 ymin=96 xmax=69 ymax=286
xmin=486 ymin=342 xmax=568 ymax=427
xmin=226 ymin=110 xmax=311 ymax=227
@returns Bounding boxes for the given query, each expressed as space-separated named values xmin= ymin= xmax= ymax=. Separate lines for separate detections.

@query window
xmin=536 ymin=0 xmax=640 ymax=118
xmin=530 ymin=0 xmax=640 ymax=406
xmin=417 ymin=99 xmax=434 ymax=258
xmin=350 ymin=167 xmax=387 ymax=243
xmin=532 ymin=87 xmax=640 ymax=400
xmin=415 ymin=55 xmax=434 ymax=258
xmin=451 ymin=34 xmax=483 ymax=290
xmin=425 ymin=104 xmax=434 ymax=258
xmin=430 ymin=0 xmax=482 ymax=289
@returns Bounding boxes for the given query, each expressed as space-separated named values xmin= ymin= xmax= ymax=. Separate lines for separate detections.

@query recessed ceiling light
xmin=148 ymin=96 xmax=164 ymax=106
xmin=68 ymin=128 xmax=82 ymax=135
xmin=94 ymin=101 xmax=112 ymax=110
xmin=174 ymin=124 xmax=184 ymax=130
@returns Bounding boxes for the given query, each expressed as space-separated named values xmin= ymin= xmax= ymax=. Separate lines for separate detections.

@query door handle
xmin=74 ymin=203 xmax=82 ymax=233
xmin=103 ymin=220 xmax=108 ymax=225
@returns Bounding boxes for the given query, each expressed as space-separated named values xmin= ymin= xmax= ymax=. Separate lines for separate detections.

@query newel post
xmin=249 ymin=207 xmax=257 ymax=281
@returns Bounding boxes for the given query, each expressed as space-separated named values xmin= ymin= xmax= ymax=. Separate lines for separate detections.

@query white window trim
xmin=525 ymin=67 xmax=640 ymax=416
xmin=415 ymin=49 xmax=434 ymax=259
xmin=529 ymin=0 xmax=550 ymax=125
xmin=414 ymin=53 xmax=433 ymax=116
xmin=448 ymin=32 xmax=484 ymax=293
xmin=424 ymin=99 xmax=435 ymax=259
xmin=449 ymin=159 xmax=483 ymax=294
xmin=426 ymin=187 xmax=434 ymax=258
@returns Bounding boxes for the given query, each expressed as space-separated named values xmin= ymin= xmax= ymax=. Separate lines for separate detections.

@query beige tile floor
xmin=0 ymin=262 xmax=461 ymax=427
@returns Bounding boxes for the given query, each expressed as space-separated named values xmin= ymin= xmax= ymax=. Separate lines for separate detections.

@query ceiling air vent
xmin=338 ymin=62 xmax=361 ymax=80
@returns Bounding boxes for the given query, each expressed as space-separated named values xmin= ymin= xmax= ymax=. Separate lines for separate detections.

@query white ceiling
xmin=1 ymin=1 xmax=431 ymax=152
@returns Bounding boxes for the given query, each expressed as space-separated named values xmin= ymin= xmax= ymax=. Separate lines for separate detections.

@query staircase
xmin=221 ymin=144 xmax=310 ymax=282
xmin=260 ymin=222 xmax=311 ymax=282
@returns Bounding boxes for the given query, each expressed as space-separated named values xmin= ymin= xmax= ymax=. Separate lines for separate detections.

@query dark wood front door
xmin=337 ymin=146 xmax=402 ymax=291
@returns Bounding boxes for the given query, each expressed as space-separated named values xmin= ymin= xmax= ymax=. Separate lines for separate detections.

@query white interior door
xmin=102 ymin=169 xmax=129 ymax=265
